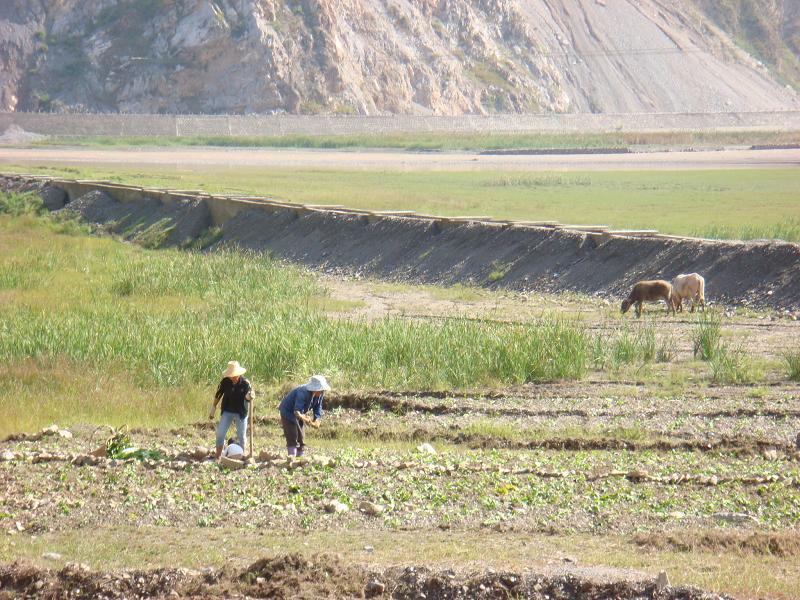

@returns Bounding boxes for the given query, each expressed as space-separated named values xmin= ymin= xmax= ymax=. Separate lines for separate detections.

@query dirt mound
xmin=0 ymin=561 xmax=194 ymax=599
xmin=315 ymin=423 xmax=797 ymax=457
xmin=0 ymin=555 xmax=732 ymax=599
xmin=0 ymin=125 xmax=47 ymax=145
xmin=217 ymin=206 xmax=800 ymax=310
xmin=241 ymin=554 xmax=367 ymax=599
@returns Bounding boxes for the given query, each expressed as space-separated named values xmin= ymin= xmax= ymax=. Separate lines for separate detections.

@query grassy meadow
xmin=3 ymin=164 xmax=800 ymax=241
xmin=33 ymin=128 xmax=800 ymax=151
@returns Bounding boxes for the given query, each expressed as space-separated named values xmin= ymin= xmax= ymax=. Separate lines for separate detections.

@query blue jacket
xmin=279 ymin=385 xmax=323 ymax=424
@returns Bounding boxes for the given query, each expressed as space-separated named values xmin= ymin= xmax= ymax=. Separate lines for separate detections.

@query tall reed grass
xmin=693 ymin=311 xmax=722 ymax=360
xmin=0 ymin=215 xmax=589 ymax=391
xmin=709 ymin=345 xmax=762 ymax=384
xmin=594 ymin=321 xmax=674 ymax=369
xmin=694 ymin=218 xmax=800 ymax=243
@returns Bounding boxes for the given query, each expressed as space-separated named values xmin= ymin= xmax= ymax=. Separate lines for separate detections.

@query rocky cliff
xmin=0 ymin=0 xmax=798 ymax=115
xmin=692 ymin=0 xmax=800 ymax=89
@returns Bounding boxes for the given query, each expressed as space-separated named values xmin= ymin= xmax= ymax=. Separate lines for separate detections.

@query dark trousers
xmin=281 ymin=416 xmax=305 ymax=450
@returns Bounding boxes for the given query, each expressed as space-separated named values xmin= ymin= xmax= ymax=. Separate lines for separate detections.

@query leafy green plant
xmin=104 ymin=428 xmax=166 ymax=460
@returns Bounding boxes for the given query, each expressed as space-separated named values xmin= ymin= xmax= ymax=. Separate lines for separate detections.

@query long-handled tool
xmin=248 ymin=392 xmax=254 ymax=459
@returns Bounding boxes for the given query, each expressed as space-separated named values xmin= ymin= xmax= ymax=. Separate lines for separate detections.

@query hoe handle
xmin=248 ymin=396 xmax=254 ymax=459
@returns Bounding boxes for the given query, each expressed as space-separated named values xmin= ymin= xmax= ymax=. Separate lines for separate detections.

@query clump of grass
xmin=610 ymin=322 xmax=656 ymax=366
xmin=693 ymin=310 xmax=722 ymax=360
xmin=188 ymin=226 xmax=223 ymax=250
xmin=656 ymin=332 xmax=677 ymax=363
xmin=461 ymin=420 xmax=520 ymax=441
xmin=783 ymin=350 xmax=800 ymax=381
xmin=709 ymin=345 xmax=762 ymax=384
xmin=132 ymin=218 xmax=175 ymax=249
xmin=591 ymin=334 xmax=607 ymax=369
xmin=0 ymin=191 xmax=46 ymax=216
xmin=487 ymin=261 xmax=512 ymax=283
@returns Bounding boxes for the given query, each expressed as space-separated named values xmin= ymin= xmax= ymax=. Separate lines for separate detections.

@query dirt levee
xmin=220 ymin=207 xmax=799 ymax=309
xmin=3 ymin=175 xmax=799 ymax=309
xmin=0 ymin=555 xmax=731 ymax=599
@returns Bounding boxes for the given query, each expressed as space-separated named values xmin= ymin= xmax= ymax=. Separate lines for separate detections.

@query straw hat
xmin=223 ymin=360 xmax=247 ymax=378
xmin=306 ymin=374 xmax=331 ymax=392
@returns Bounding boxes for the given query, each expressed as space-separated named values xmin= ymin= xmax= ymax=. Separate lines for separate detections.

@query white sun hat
xmin=306 ymin=374 xmax=331 ymax=392
xmin=223 ymin=360 xmax=247 ymax=378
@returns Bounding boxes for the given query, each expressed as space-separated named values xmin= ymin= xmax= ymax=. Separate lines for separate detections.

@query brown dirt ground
xmin=0 ymin=553 xmax=730 ymax=599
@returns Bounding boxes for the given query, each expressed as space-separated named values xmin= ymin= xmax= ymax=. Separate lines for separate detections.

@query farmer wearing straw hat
xmin=278 ymin=375 xmax=330 ymax=458
xmin=210 ymin=361 xmax=254 ymax=460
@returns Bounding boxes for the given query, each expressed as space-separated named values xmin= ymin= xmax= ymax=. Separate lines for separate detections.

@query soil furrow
xmin=325 ymin=393 xmax=800 ymax=419
xmin=316 ymin=426 xmax=798 ymax=456
xmin=0 ymin=554 xmax=731 ymax=600
xmin=3 ymin=451 xmax=796 ymax=488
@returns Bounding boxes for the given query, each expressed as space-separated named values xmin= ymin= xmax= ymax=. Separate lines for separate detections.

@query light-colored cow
xmin=672 ymin=273 xmax=705 ymax=312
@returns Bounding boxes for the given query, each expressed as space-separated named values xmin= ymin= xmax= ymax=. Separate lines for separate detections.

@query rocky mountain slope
xmin=0 ymin=0 xmax=798 ymax=115
xmin=692 ymin=0 xmax=800 ymax=89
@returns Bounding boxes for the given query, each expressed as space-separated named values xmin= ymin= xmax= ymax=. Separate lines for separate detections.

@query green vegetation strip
xmin=3 ymin=165 xmax=799 ymax=241
xmin=32 ymin=129 xmax=800 ymax=151
xmin=0 ymin=197 xmax=588 ymax=394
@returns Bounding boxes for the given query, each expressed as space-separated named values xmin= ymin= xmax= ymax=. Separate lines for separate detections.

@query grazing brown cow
xmin=621 ymin=280 xmax=676 ymax=317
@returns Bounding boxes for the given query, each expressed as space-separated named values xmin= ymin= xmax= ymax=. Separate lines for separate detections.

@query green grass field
xmin=3 ymin=164 xmax=800 ymax=241
xmin=33 ymin=128 xmax=800 ymax=151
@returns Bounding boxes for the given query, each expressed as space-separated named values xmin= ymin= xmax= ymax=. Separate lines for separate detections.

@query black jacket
xmin=215 ymin=377 xmax=252 ymax=418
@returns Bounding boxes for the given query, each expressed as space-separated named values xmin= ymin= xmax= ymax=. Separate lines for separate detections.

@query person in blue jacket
xmin=278 ymin=375 xmax=330 ymax=458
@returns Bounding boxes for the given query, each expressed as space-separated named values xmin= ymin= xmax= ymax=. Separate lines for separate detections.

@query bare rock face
xmin=0 ymin=0 xmax=797 ymax=114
